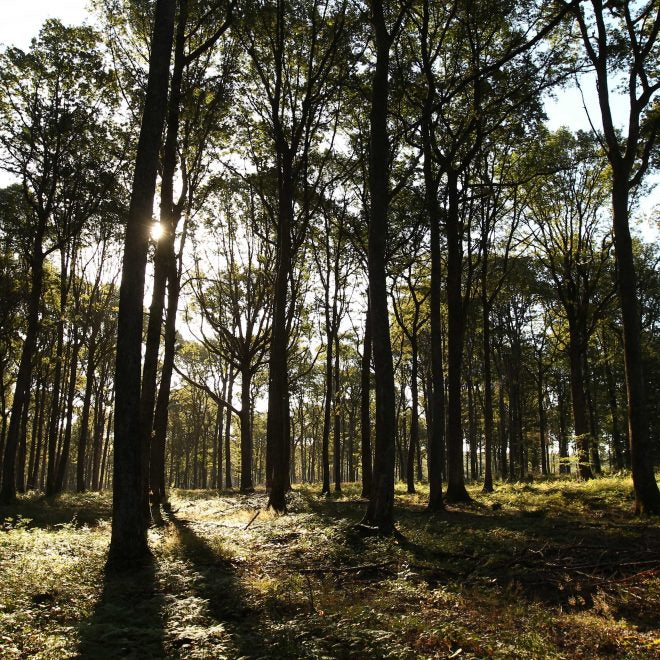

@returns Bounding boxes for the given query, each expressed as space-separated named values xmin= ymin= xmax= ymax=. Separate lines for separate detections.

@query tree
xmin=108 ymin=0 xmax=175 ymax=567
xmin=0 ymin=21 xmax=121 ymax=503
xmin=560 ymin=0 xmax=660 ymax=512
xmin=238 ymin=0 xmax=350 ymax=511
xmin=191 ymin=184 xmax=273 ymax=493
xmin=524 ymin=129 xmax=615 ymax=480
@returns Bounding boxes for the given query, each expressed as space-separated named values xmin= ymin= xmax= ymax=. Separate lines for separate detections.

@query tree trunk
xmin=140 ymin=0 xmax=187 ymax=514
xmin=76 ymin=339 xmax=96 ymax=492
xmin=333 ymin=332 xmax=342 ymax=492
xmin=407 ymin=332 xmax=418 ymax=494
xmin=240 ymin=364 xmax=254 ymax=492
xmin=362 ymin=1 xmax=396 ymax=533
xmin=567 ymin=320 xmax=593 ymax=480
xmin=481 ymin=295 xmax=494 ymax=491
xmin=611 ymin=178 xmax=660 ymax=512
xmin=424 ymin=137 xmax=445 ymax=510
xmin=0 ymin=252 xmax=44 ymax=504
xmin=445 ymin=170 xmax=470 ymax=502
xmin=53 ymin=335 xmax=81 ymax=493
xmin=150 ymin=239 xmax=182 ymax=510
xmin=603 ymin=352 xmax=624 ymax=470
xmin=360 ymin=301 xmax=372 ymax=498
xmin=26 ymin=378 xmax=44 ymax=490
xmin=16 ymin=392 xmax=30 ymax=493
xmin=538 ymin=372 xmax=547 ymax=477
xmin=498 ymin=380 xmax=508 ymax=480
xmin=321 ymin=318 xmax=333 ymax=494
xmin=108 ymin=0 xmax=176 ymax=567
xmin=266 ymin=141 xmax=294 ymax=511
xmin=45 ymin=266 xmax=67 ymax=497
xmin=225 ymin=371 xmax=234 ymax=488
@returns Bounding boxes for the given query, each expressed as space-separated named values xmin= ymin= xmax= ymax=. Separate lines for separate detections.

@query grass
xmin=1 ymin=476 xmax=660 ymax=658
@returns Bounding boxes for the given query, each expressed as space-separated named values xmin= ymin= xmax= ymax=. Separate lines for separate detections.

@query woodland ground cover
xmin=1 ymin=476 xmax=659 ymax=659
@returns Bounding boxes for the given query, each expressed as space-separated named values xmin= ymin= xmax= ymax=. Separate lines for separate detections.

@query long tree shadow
xmin=168 ymin=514 xmax=308 ymax=658
xmin=78 ymin=557 xmax=166 ymax=659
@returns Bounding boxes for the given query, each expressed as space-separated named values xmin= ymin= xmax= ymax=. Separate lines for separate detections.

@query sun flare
xmin=150 ymin=222 xmax=164 ymax=241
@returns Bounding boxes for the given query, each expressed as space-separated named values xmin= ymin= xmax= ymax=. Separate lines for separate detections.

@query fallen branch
xmin=244 ymin=510 xmax=261 ymax=530
xmin=296 ymin=560 xmax=398 ymax=575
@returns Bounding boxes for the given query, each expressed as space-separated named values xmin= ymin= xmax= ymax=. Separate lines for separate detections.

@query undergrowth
xmin=1 ymin=476 xmax=659 ymax=658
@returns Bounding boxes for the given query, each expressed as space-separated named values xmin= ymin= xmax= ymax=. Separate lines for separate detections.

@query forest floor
xmin=1 ymin=477 xmax=660 ymax=659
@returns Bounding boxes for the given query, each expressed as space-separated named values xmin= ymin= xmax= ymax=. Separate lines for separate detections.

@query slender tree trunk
xmin=30 ymin=379 xmax=48 ymax=490
xmin=425 ymin=141 xmax=445 ymax=510
xmin=16 ymin=393 xmax=30 ymax=493
xmin=45 ymin=267 xmax=67 ymax=497
xmin=538 ymin=371 xmax=547 ymax=477
xmin=99 ymin=410 xmax=112 ymax=491
xmin=54 ymin=335 xmax=81 ymax=493
xmin=467 ymin=369 xmax=477 ymax=480
xmin=224 ymin=371 xmax=234 ymax=488
xmin=108 ymin=0 xmax=176 ymax=567
xmin=567 ymin=321 xmax=593 ymax=480
xmin=445 ymin=170 xmax=470 ymax=502
xmin=140 ymin=0 xmax=188 ymax=517
xmin=585 ymin=357 xmax=602 ymax=475
xmin=91 ymin=373 xmax=108 ymax=491
xmin=611 ymin=178 xmax=660 ymax=512
xmin=240 ymin=364 xmax=254 ymax=492
xmin=0 ymin=252 xmax=44 ymax=504
xmin=333 ymin=332 xmax=342 ymax=493
xmin=150 ymin=238 xmax=183 ymax=510
xmin=603 ymin=352 xmax=624 ymax=470
xmin=76 ymin=339 xmax=96 ymax=492
xmin=360 ymin=301 xmax=372 ymax=497
xmin=407 ymin=333 xmax=418 ymax=494
xmin=321 ymin=319 xmax=333 ymax=494
xmin=482 ymin=294 xmax=494 ymax=491
xmin=266 ymin=138 xmax=294 ymax=510
xmin=363 ymin=0 xmax=396 ymax=532
xmin=26 ymin=378 xmax=43 ymax=490
xmin=498 ymin=379 xmax=508 ymax=480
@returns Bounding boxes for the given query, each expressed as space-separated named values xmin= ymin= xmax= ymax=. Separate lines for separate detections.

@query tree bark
xmin=445 ymin=170 xmax=471 ymax=502
xmin=360 ymin=301 xmax=373 ymax=498
xmin=53 ymin=334 xmax=81 ymax=493
xmin=362 ymin=0 xmax=396 ymax=533
xmin=108 ymin=0 xmax=175 ymax=567
xmin=0 ymin=252 xmax=44 ymax=504
xmin=333 ymin=332 xmax=342 ymax=492
xmin=140 ymin=0 xmax=188 ymax=516
xmin=240 ymin=364 xmax=254 ymax=492
xmin=567 ymin=320 xmax=593 ymax=480
xmin=611 ymin=178 xmax=660 ymax=512
xmin=224 ymin=370 xmax=234 ymax=488
xmin=321 ymin=313 xmax=333 ymax=495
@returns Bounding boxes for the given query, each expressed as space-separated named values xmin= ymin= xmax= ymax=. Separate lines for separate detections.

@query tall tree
xmin=108 ymin=0 xmax=175 ymax=567
xmin=560 ymin=0 xmax=660 ymax=513
xmin=361 ymin=0 xmax=409 ymax=533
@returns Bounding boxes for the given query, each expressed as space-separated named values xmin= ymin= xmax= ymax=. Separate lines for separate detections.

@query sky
xmin=0 ymin=0 xmax=92 ymax=50
xmin=0 ymin=1 xmax=657 ymax=232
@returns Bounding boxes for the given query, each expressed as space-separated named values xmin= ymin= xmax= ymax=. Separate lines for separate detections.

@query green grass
xmin=1 ymin=477 xmax=659 ymax=658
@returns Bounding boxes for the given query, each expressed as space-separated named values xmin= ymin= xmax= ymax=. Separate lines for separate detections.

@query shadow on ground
xmin=78 ymin=558 xmax=165 ymax=659
xmin=167 ymin=514 xmax=310 ymax=658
